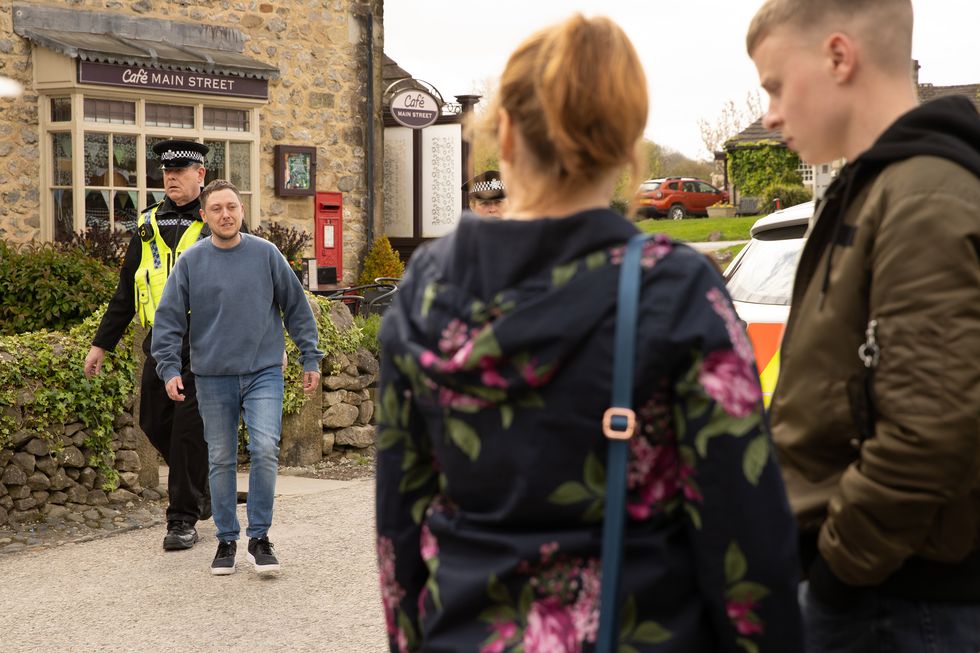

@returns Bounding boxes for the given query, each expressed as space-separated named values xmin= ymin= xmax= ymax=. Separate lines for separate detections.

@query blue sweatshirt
xmin=151 ymin=233 xmax=323 ymax=382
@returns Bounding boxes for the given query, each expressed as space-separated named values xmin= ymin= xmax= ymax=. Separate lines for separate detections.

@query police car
xmin=723 ymin=201 xmax=813 ymax=405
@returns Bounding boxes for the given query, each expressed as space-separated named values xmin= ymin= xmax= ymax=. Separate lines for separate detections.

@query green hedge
xmin=0 ymin=240 xmax=117 ymax=335
xmin=762 ymin=183 xmax=812 ymax=212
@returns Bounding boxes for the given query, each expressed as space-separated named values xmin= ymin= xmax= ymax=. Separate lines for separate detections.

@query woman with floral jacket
xmin=375 ymin=15 xmax=802 ymax=653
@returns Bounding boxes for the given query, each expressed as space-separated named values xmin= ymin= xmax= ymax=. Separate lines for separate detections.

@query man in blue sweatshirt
xmin=151 ymin=179 xmax=323 ymax=576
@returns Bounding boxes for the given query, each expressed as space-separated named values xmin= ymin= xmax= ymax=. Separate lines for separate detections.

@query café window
xmin=146 ymin=103 xmax=194 ymax=129
xmin=51 ymin=132 xmax=73 ymax=241
xmin=50 ymin=97 xmax=71 ymax=123
xmin=204 ymin=107 xmax=249 ymax=132
xmin=42 ymin=93 xmax=260 ymax=241
xmin=84 ymin=99 xmax=136 ymax=124
xmin=82 ymin=132 xmax=139 ymax=234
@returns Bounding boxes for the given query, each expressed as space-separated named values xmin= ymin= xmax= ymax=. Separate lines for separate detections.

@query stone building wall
xmin=0 ymin=9 xmax=38 ymax=242
xmin=0 ymin=0 xmax=385 ymax=285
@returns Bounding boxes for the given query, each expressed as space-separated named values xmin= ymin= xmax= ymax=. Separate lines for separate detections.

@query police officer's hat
xmin=152 ymin=139 xmax=209 ymax=169
xmin=464 ymin=170 xmax=506 ymax=200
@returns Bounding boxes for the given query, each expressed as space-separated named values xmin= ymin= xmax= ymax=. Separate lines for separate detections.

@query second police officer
xmin=84 ymin=139 xmax=213 ymax=552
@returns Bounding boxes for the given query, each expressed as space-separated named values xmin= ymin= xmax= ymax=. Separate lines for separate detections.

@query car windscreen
xmin=726 ymin=227 xmax=806 ymax=305
xmin=639 ymin=181 xmax=661 ymax=192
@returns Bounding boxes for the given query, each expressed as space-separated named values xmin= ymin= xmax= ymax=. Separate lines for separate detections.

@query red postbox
xmin=314 ymin=191 xmax=342 ymax=284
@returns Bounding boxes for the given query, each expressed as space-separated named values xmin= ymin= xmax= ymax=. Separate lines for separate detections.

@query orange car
xmin=635 ymin=176 xmax=729 ymax=220
xmin=723 ymin=201 xmax=813 ymax=405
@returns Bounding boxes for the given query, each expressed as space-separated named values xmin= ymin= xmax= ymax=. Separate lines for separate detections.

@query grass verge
xmin=637 ymin=215 xmax=758 ymax=242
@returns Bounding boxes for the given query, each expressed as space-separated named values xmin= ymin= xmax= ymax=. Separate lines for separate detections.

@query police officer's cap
xmin=464 ymin=170 xmax=506 ymax=200
xmin=152 ymin=139 xmax=209 ymax=169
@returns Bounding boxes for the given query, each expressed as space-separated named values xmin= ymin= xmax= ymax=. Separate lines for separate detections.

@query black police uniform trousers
xmin=140 ymin=331 xmax=209 ymax=525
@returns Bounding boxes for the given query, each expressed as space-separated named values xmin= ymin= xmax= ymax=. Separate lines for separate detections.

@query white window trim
xmin=39 ymin=88 xmax=261 ymax=240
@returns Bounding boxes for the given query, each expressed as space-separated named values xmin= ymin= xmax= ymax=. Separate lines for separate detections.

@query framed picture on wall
xmin=274 ymin=145 xmax=316 ymax=197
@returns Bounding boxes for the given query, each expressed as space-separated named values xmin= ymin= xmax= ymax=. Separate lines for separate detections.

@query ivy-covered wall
xmin=727 ymin=141 xmax=803 ymax=197
xmin=0 ymin=295 xmax=379 ymax=527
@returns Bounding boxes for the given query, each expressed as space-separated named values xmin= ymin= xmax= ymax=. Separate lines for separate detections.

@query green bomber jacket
xmin=770 ymin=96 xmax=980 ymax=597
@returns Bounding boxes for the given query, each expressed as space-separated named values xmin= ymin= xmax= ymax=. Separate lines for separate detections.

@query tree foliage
xmin=698 ymin=91 xmax=763 ymax=156
xmin=466 ymin=77 xmax=501 ymax=175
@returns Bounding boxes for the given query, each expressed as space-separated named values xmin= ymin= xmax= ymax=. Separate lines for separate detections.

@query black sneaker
xmin=247 ymin=537 xmax=280 ymax=574
xmin=162 ymin=520 xmax=198 ymax=551
xmin=211 ymin=540 xmax=237 ymax=576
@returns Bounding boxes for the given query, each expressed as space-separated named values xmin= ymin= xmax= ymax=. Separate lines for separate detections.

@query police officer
xmin=464 ymin=170 xmax=507 ymax=217
xmin=84 ymin=139 xmax=212 ymax=551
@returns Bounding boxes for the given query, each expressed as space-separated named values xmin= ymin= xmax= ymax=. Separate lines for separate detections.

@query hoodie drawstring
xmin=818 ymin=163 xmax=860 ymax=310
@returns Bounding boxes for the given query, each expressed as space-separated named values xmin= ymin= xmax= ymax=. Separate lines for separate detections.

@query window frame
xmin=39 ymin=89 xmax=261 ymax=240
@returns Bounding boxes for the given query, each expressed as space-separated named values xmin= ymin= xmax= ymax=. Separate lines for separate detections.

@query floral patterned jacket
xmin=376 ymin=210 xmax=802 ymax=653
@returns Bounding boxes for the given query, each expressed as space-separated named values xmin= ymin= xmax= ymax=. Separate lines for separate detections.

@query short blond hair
xmin=747 ymin=0 xmax=913 ymax=74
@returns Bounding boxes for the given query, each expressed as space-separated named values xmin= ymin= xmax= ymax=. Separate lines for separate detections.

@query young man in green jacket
xmin=748 ymin=1 xmax=980 ymax=650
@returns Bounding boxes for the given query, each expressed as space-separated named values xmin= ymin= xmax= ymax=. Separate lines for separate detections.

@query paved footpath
xmin=0 ymin=475 xmax=388 ymax=653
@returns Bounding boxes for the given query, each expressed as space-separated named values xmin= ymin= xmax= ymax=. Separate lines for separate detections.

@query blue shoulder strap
xmin=596 ymin=233 xmax=648 ymax=653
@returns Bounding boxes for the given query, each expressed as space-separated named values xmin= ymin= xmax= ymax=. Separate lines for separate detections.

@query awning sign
xmin=78 ymin=61 xmax=268 ymax=99
xmin=390 ymin=89 xmax=439 ymax=129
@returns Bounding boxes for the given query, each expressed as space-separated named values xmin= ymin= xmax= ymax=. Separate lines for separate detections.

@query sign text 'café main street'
xmin=78 ymin=61 xmax=269 ymax=99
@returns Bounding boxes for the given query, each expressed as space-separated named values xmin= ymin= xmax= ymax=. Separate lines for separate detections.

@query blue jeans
xmin=195 ymin=367 xmax=284 ymax=542
xmin=801 ymin=581 xmax=980 ymax=653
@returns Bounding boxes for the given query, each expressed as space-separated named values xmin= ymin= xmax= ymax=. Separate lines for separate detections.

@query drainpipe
xmin=364 ymin=11 xmax=376 ymax=248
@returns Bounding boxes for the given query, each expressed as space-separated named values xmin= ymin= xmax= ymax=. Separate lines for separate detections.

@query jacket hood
xmin=385 ymin=210 xmax=647 ymax=405
xmin=804 ymin=96 xmax=980 ymax=305
xmin=831 ymin=96 xmax=980 ymax=211
xmin=858 ymin=95 xmax=980 ymax=176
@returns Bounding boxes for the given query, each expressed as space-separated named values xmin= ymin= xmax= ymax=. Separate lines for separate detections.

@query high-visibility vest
xmin=133 ymin=203 xmax=204 ymax=326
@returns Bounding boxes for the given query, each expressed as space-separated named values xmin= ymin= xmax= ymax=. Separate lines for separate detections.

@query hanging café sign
xmin=78 ymin=61 xmax=269 ymax=100
xmin=389 ymin=88 xmax=440 ymax=129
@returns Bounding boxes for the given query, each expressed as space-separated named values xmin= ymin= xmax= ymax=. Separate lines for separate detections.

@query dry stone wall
xmin=0 ymin=355 xmax=380 ymax=528
xmin=0 ymin=397 xmax=162 ymax=528
xmin=321 ymin=347 xmax=378 ymax=455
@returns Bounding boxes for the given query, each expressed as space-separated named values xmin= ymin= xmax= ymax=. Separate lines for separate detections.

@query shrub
xmin=56 ymin=223 xmax=130 ymax=269
xmin=252 ymin=221 xmax=312 ymax=271
xmin=609 ymin=198 xmax=629 ymax=215
xmin=358 ymin=236 xmax=404 ymax=286
xmin=354 ymin=313 xmax=382 ymax=357
xmin=0 ymin=240 xmax=117 ymax=335
xmin=761 ymin=183 xmax=812 ymax=213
